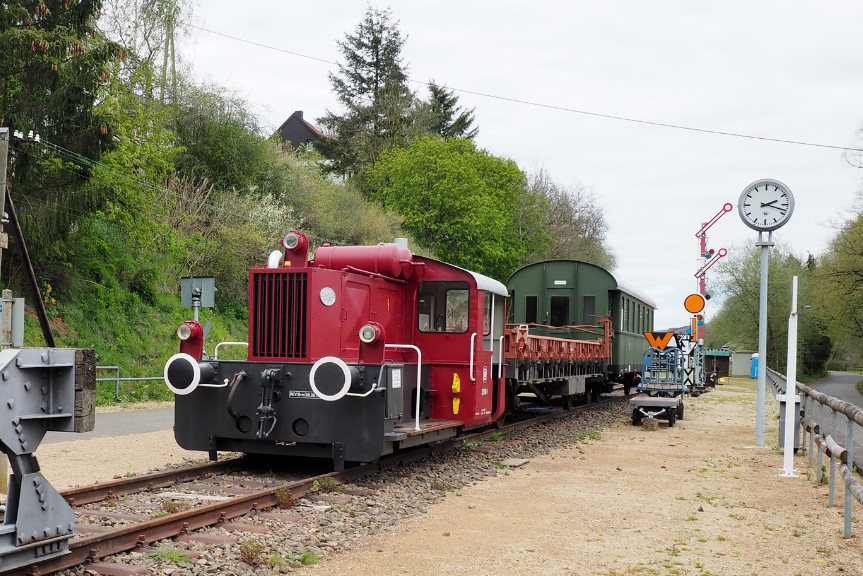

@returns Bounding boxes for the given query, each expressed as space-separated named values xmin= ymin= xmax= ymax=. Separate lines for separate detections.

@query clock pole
xmin=737 ymin=178 xmax=794 ymax=448
xmin=754 ymin=230 xmax=773 ymax=447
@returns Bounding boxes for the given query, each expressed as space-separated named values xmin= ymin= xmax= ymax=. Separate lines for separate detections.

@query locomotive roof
xmin=467 ymin=270 xmax=509 ymax=296
xmin=414 ymin=255 xmax=509 ymax=296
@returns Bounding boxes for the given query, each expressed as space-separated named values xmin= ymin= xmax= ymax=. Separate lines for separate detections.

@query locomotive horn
xmin=164 ymin=353 xmax=215 ymax=395
xmin=309 ymin=356 xmax=359 ymax=401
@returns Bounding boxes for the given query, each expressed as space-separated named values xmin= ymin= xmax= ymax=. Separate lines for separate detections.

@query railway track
xmin=12 ymin=394 xmax=626 ymax=576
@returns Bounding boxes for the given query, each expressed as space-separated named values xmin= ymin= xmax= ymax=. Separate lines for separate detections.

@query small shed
xmin=704 ymin=349 xmax=731 ymax=379
xmin=730 ymin=351 xmax=755 ymax=377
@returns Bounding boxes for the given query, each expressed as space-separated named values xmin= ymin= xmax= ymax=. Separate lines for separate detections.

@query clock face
xmin=738 ymin=179 xmax=794 ymax=231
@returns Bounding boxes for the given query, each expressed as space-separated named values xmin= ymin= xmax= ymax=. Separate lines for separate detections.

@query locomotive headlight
xmin=177 ymin=323 xmax=192 ymax=340
xmin=176 ymin=321 xmax=202 ymax=341
xmin=358 ymin=323 xmax=380 ymax=344
xmin=282 ymin=232 xmax=300 ymax=249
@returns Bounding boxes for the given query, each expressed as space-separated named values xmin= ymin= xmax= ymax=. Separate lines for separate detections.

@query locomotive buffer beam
xmin=0 ymin=348 xmax=96 ymax=572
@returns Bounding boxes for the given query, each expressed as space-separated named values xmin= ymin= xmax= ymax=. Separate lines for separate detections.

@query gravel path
xmin=37 ymin=379 xmax=863 ymax=575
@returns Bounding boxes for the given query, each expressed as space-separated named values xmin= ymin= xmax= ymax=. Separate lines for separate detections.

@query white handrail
xmin=498 ymin=335 xmax=504 ymax=378
xmin=214 ymin=341 xmax=249 ymax=360
xmin=469 ymin=332 xmax=477 ymax=382
xmin=346 ymin=382 xmax=378 ymax=398
xmin=385 ymin=344 xmax=423 ymax=431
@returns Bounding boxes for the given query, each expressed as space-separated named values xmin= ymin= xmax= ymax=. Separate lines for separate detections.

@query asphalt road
xmin=807 ymin=370 xmax=863 ymax=468
xmin=810 ymin=371 xmax=863 ymax=407
xmin=43 ymin=407 xmax=174 ymax=444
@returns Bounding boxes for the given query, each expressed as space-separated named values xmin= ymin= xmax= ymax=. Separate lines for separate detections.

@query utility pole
xmin=0 ymin=127 xmax=9 ymax=272
xmin=0 ymin=128 xmax=8 ymax=496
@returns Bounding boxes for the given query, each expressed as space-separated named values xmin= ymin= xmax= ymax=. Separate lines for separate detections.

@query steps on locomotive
xmin=386 ymin=419 xmax=464 ymax=441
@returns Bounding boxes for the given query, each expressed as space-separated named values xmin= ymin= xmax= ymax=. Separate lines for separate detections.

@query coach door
xmin=471 ymin=291 xmax=505 ymax=419
xmin=548 ymin=292 xmax=571 ymax=327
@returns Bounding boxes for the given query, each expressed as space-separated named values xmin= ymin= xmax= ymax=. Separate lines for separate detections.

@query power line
xmin=190 ymin=24 xmax=863 ymax=154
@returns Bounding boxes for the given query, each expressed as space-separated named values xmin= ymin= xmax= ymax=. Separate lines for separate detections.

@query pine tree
xmin=317 ymin=6 xmax=428 ymax=180
xmin=427 ymin=81 xmax=478 ymax=140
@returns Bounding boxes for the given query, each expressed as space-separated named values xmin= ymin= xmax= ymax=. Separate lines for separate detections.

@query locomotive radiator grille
xmin=251 ymin=271 xmax=308 ymax=359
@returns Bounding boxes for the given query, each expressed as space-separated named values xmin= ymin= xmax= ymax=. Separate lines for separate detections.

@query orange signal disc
xmin=684 ymin=293 xmax=706 ymax=314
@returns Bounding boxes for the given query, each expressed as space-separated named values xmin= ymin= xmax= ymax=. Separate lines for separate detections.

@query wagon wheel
xmin=667 ymin=408 xmax=676 ymax=427
xmin=631 ymin=408 xmax=643 ymax=426
xmin=676 ymin=401 xmax=685 ymax=421
xmin=561 ymin=394 xmax=574 ymax=411
xmin=494 ymin=414 xmax=507 ymax=429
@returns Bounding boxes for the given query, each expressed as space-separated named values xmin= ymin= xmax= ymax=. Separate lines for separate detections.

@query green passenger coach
xmin=506 ymin=259 xmax=656 ymax=392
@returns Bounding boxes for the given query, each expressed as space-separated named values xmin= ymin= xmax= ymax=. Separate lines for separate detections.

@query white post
xmin=779 ymin=276 xmax=800 ymax=477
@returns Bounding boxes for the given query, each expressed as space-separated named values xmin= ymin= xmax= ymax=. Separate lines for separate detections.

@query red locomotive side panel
xmin=410 ymin=256 xmax=508 ymax=429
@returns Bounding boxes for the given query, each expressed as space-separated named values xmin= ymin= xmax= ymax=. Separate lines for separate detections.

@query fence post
xmin=845 ymin=421 xmax=854 ymax=539
xmin=807 ymin=395 xmax=814 ymax=468
xmin=816 ymin=402 xmax=824 ymax=483
xmin=829 ymin=410 xmax=837 ymax=506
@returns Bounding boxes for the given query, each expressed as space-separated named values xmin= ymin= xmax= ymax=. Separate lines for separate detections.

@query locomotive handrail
xmin=469 ymin=332 xmax=477 ymax=382
xmin=214 ymin=341 xmax=249 ymax=360
xmin=345 ymin=382 xmax=379 ymax=398
xmin=498 ymin=336 xmax=504 ymax=378
xmin=342 ymin=265 xmax=408 ymax=284
xmin=385 ymin=344 xmax=423 ymax=431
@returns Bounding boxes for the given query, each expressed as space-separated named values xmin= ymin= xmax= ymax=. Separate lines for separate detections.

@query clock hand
xmin=760 ymin=200 xmax=779 ymax=208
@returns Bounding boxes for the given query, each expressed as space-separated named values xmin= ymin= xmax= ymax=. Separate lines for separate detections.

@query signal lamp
xmin=282 ymin=232 xmax=300 ymax=249
xmin=176 ymin=321 xmax=202 ymax=341
xmin=359 ymin=323 xmax=381 ymax=344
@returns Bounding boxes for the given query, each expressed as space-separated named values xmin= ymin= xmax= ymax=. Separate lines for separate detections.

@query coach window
xmin=417 ymin=281 xmax=469 ymax=333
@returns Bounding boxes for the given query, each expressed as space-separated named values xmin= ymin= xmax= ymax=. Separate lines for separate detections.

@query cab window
xmin=418 ymin=281 xmax=470 ymax=333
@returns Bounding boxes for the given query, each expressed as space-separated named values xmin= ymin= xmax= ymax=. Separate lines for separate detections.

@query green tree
xmin=527 ymin=169 xmax=615 ymax=269
xmin=0 ymin=0 xmax=122 ymax=280
xmin=708 ymin=243 xmax=829 ymax=379
xmin=426 ymin=81 xmax=477 ymax=140
xmin=316 ymin=6 xmax=429 ymax=180
xmin=814 ymin=204 xmax=863 ymax=365
xmin=367 ymin=136 xmax=530 ymax=280
xmin=172 ymin=84 xmax=287 ymax=195
xmin=100 ymin=0 xmax=188 ymax=101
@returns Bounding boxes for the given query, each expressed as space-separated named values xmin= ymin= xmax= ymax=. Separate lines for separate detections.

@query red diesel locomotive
xmin=164 ymin=231 xmax=620 ymax=469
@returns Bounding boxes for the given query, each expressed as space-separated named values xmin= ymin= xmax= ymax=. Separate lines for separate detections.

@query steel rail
xmin=13 ymin=393 xmax=625 ymax=575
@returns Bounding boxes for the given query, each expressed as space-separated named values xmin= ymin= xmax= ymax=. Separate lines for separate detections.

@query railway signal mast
xmin=694 ymin=203 xmax=732 ymax=340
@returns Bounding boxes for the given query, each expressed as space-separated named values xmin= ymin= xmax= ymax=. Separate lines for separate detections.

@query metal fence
xmin=767 ymin=369 xmax=863 ymax=538
xmin=96 ymin=365 xmax=165 ymax=401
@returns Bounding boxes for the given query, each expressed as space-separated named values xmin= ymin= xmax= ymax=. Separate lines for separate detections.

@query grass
xmin=147 ymin=548 xmax=190 ymax=563
xmin=238 ymin=539 xmax=265 ymax=566
xmin=160 ymin=499 xmax=190 ymax=514
xmin=311 ymin=476 xmax=341 ymax=493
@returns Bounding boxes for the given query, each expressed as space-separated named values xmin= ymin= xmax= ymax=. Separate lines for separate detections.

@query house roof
xmin=277 ymin=110 xmax=324 ymax=140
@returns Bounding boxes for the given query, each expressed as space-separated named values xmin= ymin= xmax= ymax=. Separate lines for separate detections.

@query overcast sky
xmin=178 ymin=1 xmax=863 ymax=330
